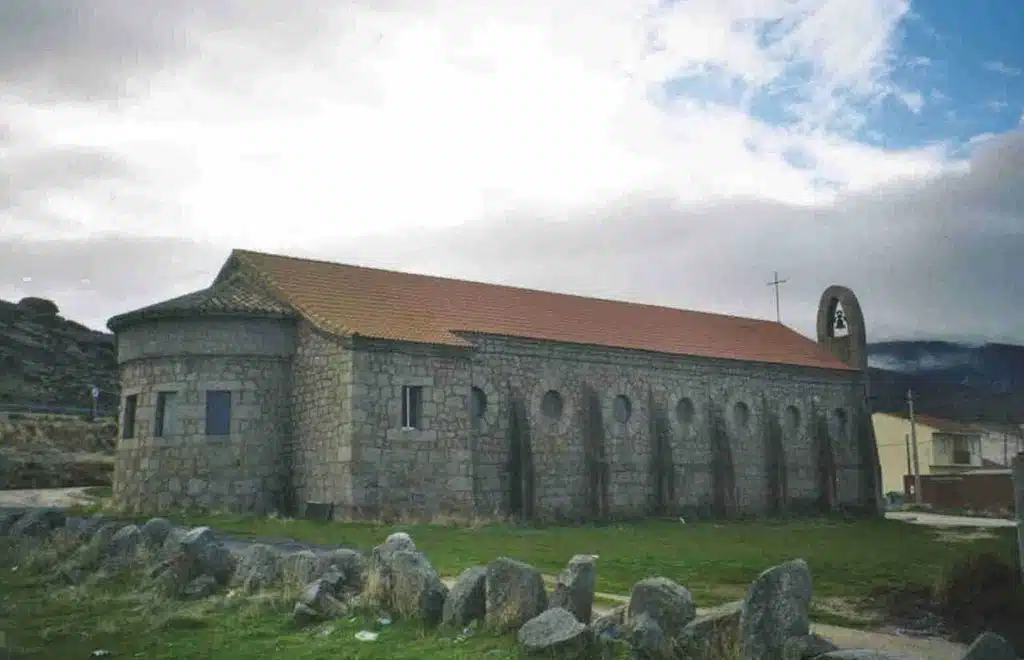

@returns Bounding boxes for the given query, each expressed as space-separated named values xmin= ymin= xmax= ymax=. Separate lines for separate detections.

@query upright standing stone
xmin=550 ymin=554 xmax=597 ymax=624
xmin=739 ymin=559 xmax=813 ymax=660
xmin=961 ymin=631 xmax=1017 ymax=660
xmin=1014 ymin=452 xmax=1024 ymax=582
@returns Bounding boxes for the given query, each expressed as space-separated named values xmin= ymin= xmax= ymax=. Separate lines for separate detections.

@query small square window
xmin=205 ymin=390 xmax=232 ymax=436
xmin=121 ymin=394 xmax=137 ymax=440
xmin=402 ymin=385 xmax=423 ymax=430
xmin=154 ymin=391 xmax=178 ymax=437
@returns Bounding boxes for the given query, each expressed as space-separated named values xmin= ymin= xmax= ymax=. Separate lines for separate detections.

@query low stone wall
xmin=0 ymin=449 xmax=113 ymax=489
xmin=0 ymin=509 xmax=1013 ymax=660
xmin=0 ymin=414 xmax=117 ymax=453
xmin=0 ymin=413 xmax=116 ymax=489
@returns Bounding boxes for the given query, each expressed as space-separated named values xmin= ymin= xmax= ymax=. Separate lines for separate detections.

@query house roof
xmin=106 ymin=269 xmax=295 ymax=332
xmin=205 ymin=249 xmax=857 ymax=371
xmin=882 ymin=412 xmax=981 ymax=435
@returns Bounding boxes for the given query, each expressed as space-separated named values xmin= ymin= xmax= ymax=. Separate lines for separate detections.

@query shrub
xmin=934 ymin=552 xmax=1024 ymax=654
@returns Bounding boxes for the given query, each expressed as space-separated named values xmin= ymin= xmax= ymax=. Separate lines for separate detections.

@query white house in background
xmin=972 ymin=423 xmax=1024 ymax=467
xmin=872 ymin=412 xmax=986 ymax=495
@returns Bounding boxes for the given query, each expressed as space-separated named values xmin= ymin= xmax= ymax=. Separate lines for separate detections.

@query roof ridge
xmin=232 ymin=248 xmax=788 ymax=328
xmin=233 ymin=249 xmax=353 ymax=337
xmin=228 ymin=248 xmax=855 ymax=371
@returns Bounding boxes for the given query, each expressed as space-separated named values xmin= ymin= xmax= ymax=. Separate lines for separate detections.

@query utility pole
xmin=905 ymin=433 xmax=912 ymax=477
xmin=766 ymin=271 xmax=788 ymax=323
xmin=908 ymin=389 xmax=922 ymax=504
xmin=1012 ymin=452 xmax=1024 ymax=582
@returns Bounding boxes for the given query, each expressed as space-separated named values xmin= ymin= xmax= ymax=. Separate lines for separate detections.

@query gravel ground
xmin=1 ymin=487 xmax=971 ymax=658
xmin=885 ymin=510 xmax=1018 ymax=529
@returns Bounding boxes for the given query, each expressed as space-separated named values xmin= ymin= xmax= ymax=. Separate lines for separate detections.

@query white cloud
xmin=900 ymin=91 xmax=925 ymax=114
xmin=984 ymin=60 xmax=1022 ymax=76
xmin=5 ymin=0 xmax=934 ymax=246
xmin=2 ymin=0 xmax=1021 ymax=344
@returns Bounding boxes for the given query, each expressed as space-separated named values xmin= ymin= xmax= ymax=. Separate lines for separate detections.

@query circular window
xmin=784 ymin=405 xmax=801 ymax=433
xmin=541 ymin=390 xmax=563 ymax=420
xmin=676 ymin=397 xmax=695 ymax=425
xmin=733 ymin=401 xmax=750 ymax=429
xmin=834 ymin=408 xmax=849 ymax=436
xmin=471 ymin=387 xmax=487 ymax=427
xmin=613 ymin=395 xmax=632 ymax=423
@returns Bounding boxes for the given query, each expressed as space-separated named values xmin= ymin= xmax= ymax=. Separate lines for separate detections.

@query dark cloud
xmin=0 ymin=0 xmax=337 ymax=101
xmin=1 ymin=144 xmax=131 ymax=210
xmin=0 ymin=235 xmax=226 ymax=331
xmin=297 ymin=129 xmax=1024 ymax=345
xmin=3 ymin=124 xmax=1021 ymax=344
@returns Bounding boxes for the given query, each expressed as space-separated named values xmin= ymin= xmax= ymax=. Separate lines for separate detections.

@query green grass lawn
xmin=0 ymin=564 xmax=529 ymax=660
xmin=88 ymin=510 xmax=1018 ymax=608
xmin=2 ymin=513 xmax=1017 ymax=660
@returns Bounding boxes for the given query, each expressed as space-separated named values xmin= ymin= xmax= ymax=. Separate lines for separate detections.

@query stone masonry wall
xmin=289 ymin=323 xmax=355 ymax=515
xmin=465 ymin=335 xmax=869 ymax=521
xmin=338 ymin=332 xmax=871 ymax=522
xmin=112 ymin=316 xmax=873 ymax=522
xmin=345 ymin=339 xmax=475 ymax=518
xmin=112 ymin=318 xmax=295 ymax=515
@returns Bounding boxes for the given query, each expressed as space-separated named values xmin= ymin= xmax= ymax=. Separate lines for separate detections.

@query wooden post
xmin=1013 ymin=452 xmax=1024 ymax=581
xmin=907 ymin=390 xmax=922 ymax=504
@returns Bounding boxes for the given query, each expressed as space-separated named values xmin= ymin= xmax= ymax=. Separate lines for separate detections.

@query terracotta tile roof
xmin=107 ymin=269 xmax=294 ymax=331
xmin=884 ymin=412 xmax=981 ymax=435
xmin=231 ymin=249 xmax=855 ymax=371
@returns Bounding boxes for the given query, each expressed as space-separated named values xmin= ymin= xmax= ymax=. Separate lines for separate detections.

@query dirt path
xmin=885 ymin=511 xmax=1017 ymax=529
xmin=0 ymin=487 xmax=95 ymax=509
xmin=1 ymin=487 xmax=970 ymax=658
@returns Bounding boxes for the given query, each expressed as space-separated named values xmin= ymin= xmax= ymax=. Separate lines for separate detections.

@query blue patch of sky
xmin=781 ymin=146 xmax=816 ymax=170
xmin=659 ymin=66 xmax=749 ymax=108
xmin=656 ymin=0 xmax=1021 ymax=155
xmin=854 ymin=0 xmax=1022 ymax=152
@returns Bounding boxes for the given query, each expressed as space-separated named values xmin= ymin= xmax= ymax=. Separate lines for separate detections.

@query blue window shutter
xmin=205 ymin=390 xmax=232 ymax=435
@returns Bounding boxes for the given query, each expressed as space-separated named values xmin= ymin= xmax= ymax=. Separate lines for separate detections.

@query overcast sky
xmin=1 ymin=1 xmax=1022 ymax=344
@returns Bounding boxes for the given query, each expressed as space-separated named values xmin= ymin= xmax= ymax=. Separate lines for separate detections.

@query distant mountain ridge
xmin=867 ymin=341 xmax=1024 ymax=425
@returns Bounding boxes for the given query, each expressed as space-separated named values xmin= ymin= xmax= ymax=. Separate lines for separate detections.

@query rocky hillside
xmin=0 ymin=297 xmax=118 ymax=413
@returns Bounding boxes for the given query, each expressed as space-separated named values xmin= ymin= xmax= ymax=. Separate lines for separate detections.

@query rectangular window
xmin=401 ymin=385 xmax=423 ymax=430
xmin=951 ymin=436 xmax=971 ymax=464
xmin=154 ymin=391 xmax=178 ymax=437
xmin=121 ymin=394 xmax=137 ymax=439
xmin=205 ymin=390 xmax=232 ymax=436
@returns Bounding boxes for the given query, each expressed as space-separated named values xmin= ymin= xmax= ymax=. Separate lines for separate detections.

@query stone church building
xmin=107 ymin=249 xmax=882 ymax=521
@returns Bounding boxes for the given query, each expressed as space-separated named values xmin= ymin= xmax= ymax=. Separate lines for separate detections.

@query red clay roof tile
xmin=234 ymin=249 xmax=856 ymax=372
xmin=885 ymin=412 xmax=981 ymax=435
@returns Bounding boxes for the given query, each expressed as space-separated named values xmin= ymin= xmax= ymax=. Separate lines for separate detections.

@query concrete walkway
xmin=0 ymin=487 xmax=95 ymax=509
xmin=885 ymin=511 xmax=1017 ymax=529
